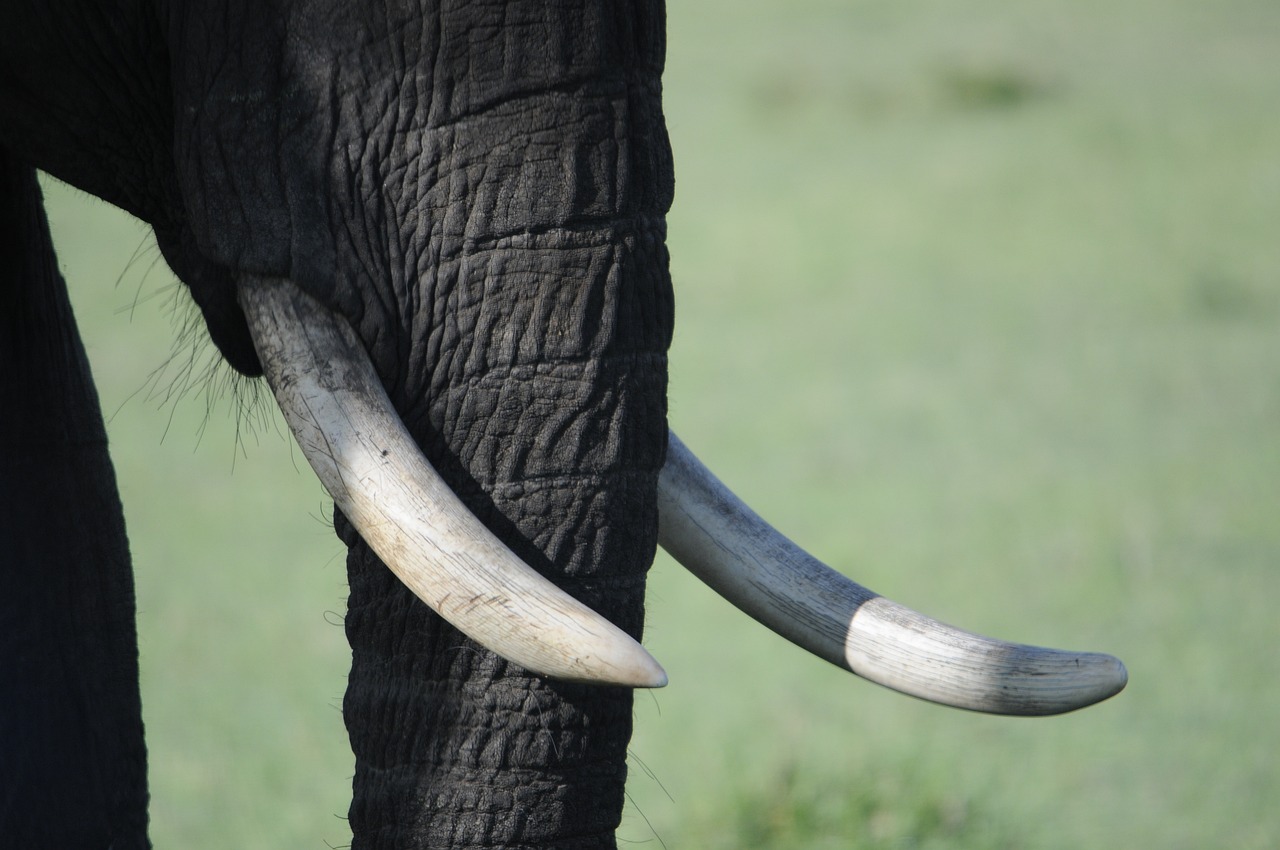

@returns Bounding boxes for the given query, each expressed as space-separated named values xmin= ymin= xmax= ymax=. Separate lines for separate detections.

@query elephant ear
xmin=237 ymin=275 xmax=667 ymax=688
xmin=657 ymin=432 xmax=1127 ymax=716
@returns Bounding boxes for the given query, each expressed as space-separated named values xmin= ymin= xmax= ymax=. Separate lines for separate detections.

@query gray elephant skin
xmin=0 ymin=2 xmax=1125 ymax=848
xmin=4 ymin=1 xmax=669 ymax=846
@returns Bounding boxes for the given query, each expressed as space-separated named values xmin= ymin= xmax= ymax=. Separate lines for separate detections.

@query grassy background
xmin=39 ymin=0 xmax=1279 ymax=847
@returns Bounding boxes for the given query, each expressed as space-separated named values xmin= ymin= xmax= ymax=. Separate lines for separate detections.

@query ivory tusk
xmin=236 ymin=275 xmax=666 ymax=688
xmin=656 ymin=431 xmax=1126 ymax=715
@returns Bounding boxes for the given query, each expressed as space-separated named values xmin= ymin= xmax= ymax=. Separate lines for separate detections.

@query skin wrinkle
xmin=433 ymin=357 xmax=665 ymax=453
xmin=436 ymin=94 xmax=649 ymax=230
xmin=431 ymin=224 xmax=664 ymax=361
xmin=338 ymin=145 xmax=387 ymax=311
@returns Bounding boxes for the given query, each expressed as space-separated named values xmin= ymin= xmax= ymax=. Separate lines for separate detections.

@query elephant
xmin=0 ymin=1 xmax=1126 ymax=847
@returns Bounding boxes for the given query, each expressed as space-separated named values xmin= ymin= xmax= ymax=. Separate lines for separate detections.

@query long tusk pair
xmin=238 ymin=277 xmax=1127 ymax=714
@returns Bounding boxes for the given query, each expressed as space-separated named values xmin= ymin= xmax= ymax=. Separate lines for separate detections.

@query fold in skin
xmin=656 ymin=431 xmax=1127 ymax=716
xmin=236 ymin=275 xmax=667 ymax=689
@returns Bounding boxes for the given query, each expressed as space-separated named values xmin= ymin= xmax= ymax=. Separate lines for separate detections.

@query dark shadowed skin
xmin=0 ymin=148 xmax=151 ymax=849
xmin=1 ymin=1 xmax=673 ymax=848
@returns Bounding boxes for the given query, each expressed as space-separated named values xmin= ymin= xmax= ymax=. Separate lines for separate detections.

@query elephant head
xmin=0 ymin=1 xmax=1125 ymax=847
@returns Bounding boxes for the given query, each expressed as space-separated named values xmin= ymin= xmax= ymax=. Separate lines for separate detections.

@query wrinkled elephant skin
xmin=3 ymin=2 xmax=672 ymax=848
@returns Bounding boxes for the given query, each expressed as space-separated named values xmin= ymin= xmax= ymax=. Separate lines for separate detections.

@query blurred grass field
xmin=38 ymin=1 xmax=1279 ymax=847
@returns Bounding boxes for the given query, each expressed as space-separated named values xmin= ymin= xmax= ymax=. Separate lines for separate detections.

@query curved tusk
xmin=236 ymin=276 xmax=666 ymax=688
xmin=657 ymin=431 xmax=1126 ymax=715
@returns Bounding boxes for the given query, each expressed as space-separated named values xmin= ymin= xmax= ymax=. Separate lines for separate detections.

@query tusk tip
xmin=1082 ymin=652 xmax=1128 ymax=704
xmin=613 ymin=647 xmax=668 ymax=689
xmin=1018 ymin=649 xmax=1127 ymax=716
xmin=555 ymin=633 xmax=667 ymax=689
xmin=643 ymin=663 xmax=669 ymax=689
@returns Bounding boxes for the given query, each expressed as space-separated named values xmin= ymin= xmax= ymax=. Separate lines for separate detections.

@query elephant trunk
xmin=338 ymin=245 xmax=670 ymax=845
xmin=326 ymin=2 xmax=674 ymax=846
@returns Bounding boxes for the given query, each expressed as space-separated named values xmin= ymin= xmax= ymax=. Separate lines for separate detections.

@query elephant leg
xmin=0 ymin=150 xmax=150 ymax=848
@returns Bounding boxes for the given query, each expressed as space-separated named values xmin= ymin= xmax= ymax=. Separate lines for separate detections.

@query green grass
xmin=39 ymin=1 xmax=1280 ymax=847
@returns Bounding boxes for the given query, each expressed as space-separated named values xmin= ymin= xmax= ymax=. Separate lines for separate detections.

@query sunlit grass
xmin=702 ymin=762 xmax=1019 ymax=850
